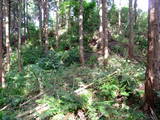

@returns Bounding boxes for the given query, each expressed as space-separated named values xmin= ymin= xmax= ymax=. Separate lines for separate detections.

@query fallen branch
xmin=19 ymin=90 xmax=49 ymax=108
xmin=16 ymin=104 xmax=49 ymax=119
xmin=0 ymin=104 xmax=11 ymax=111
xmin=74 ymin=83 xmax=93 ymax=95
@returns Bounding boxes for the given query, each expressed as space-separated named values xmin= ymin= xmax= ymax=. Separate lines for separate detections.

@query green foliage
xmin=63 ymin=47 xmax=80 ymax=65
xmin=36 ymin=90 xmax=92 ymax=119
xmin=83 ymin=1 xmax=99 ymax=33
xmin=1 ymin=55 xmax=147 ymax=119
xmin=108 ymin=5 xmax=118 ymax=26
xmin=0 ymin=111 xmax=16 ymax=120
xmin=22 ymin=45 xmax=44 ymax=66
xmin=38 ymin=50 xmax=64 ymax=70
xmin=86 ymin=55 xmax=97 ymax=65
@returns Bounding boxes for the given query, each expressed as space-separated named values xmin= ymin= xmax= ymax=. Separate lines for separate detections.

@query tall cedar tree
xmin=38 ymin=0 xmax=43 ymax=45
xmin=44 ymin=0 xmax=49 ymax=53
xmin=79 ymin=0 xmax=85 ymax=65
xmin=118 ymin=0 xmax=121 ymax=33
xmin=128 ymin=0 xmax=134 ymax=58
xmin=26 ymin=0 xmax=30 ymax=40
xmin=134 ymin=0 xmax=137 ymax=24
xmin=18 ymin=0 xmax=22 ymax=72
xmin=99 ymin=0 xmax=109 ymax=65
xmin=56 ymin=0 xmax=60 ymax=48
xmin=4 ymin=0 xmax=10 ymax=71
xmin=0 ymin=0 xmax=5 ymax=88
xmin=145 ymin=0 xmax=160 ymax=112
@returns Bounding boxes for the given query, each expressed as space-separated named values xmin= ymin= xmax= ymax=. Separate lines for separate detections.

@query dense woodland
xmin=0 ymin=0 xmax=160 ymax=119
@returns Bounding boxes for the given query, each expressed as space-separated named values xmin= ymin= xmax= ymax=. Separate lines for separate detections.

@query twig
xmin=150 ymin=107 xmax=159 ymax=120
xmin=19 ymin=90 xmax=49 ymax=107
xmin=74 ymin=83 xmax=93 ymax=95
xmin=16 ymin=104 xmax=49 ymax=118
xmin=0 ymin=104 xmax=11 ymax=111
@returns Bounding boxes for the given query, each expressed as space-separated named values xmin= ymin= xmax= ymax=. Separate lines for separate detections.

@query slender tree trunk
xmin=65 ymin=5 xmax=71 ymax=30
xmin=118 ymin=0 xmax=122 ymax=34
xmin=128 ymin=0 xmax=134 ymax=58
xmin=145 ymin=0 xmax=160 ymax=112
xmin=18 ymin=0 xmax=22 ymax=72
xmin=38 ymin=0 xmax=43 ymax=45
xmin=8 ymin=0 xmax=12 ymax=54
xmin=0 ymin=0 xmax=2 ymax=84
xmin=79 ymin=0 xmax=85 ymax=65
xmin=4 ymin=0 xmax=10 ymax=71
xmin=67 ymin=7 xmax=71 ymax=29
xmin=99 ymin=0 xmax=109 ymax=65
xmin=26 ymin=0 xmax=30 ymax=40
xmin=0 ymin=0 xmax=5 ymax=88
xmin=44 ymin=0 xmax=49 ymax=53
xmin=59 ymin=0 xmax=62 ymax=28
xmin=134 ymin=0 xmax=137 ymax=25
xmin=55 ymin=0 xmax=59 ymax=48
xmin=9 ymin=0 xmax=11 ymax=40
xmin=99 ymin=0 xmax=103 ymax=50
xmin=23 ymin=0 xmax=26 ymax=36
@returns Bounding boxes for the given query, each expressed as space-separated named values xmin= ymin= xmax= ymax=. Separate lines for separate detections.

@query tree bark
xmin=99 ymin=0 xmax=109 ymax=65
xmin=23 ymin=0 xmax=26 ymax=36
xmin=26 ymin=0 xmax=30 ymax=40
xmin=38 ymin=0 xmax=43 ymax=45
xmin=65 ymin=4 xmax=71 ymax=30
xmin=0 ymin=0 xmax=5 ymax=88
xmin=4 ymin=0 xmax=10 ymax=71
xmin=128 ymin=0 xmax=134 ymax=58
xmin=43 ymin=0 xmax=49 ymax=53
xmin=0 ymin=0 xmax=2 ymax=84
xmin=145 ymin=0 xmax=160 ymax=112
xmin=134 ymin=0 xmax=137 ymax=25
xmin=18 ymin=0 xmax=22 ymax=72
xmin=55 ymin=0 xmax=59 ymax=48
xmin=118 ymin=0 xmax=122 ymax=34
xmin=79 ymin=0 xmax=85 ymax=65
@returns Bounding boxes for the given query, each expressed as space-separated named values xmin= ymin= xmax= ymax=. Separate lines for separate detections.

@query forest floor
xmin=0 ymin=53 xmax=148 ymax=120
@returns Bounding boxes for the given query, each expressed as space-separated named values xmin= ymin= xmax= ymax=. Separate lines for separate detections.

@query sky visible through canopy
xmin=114 ymin=0 xmax=148 ymax=11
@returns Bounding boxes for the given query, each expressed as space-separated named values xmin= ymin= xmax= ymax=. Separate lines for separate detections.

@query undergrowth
xmin=0 ymin=51 xmax=147 ymax=120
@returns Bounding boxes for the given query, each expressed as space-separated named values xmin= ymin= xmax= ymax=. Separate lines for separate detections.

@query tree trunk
xmin=23 ymin=0 xmax=26 ymax=36
xmin=0 ymin=0 xmax=2 ymax=84
xmin=118 ymin=0 xmax=122 ymax=34
xmin=145 ymin=0 xmax=160 ymax=112
xmin=128 ymin=0 xmax=134 ymax=58
xmin=55 ymin=0 xmax=59 ymax=48
xmin=9 ymin=0 xmax=11 ymax=41
xmin=79 ymin=0 xmax=85 ymax=65
xmin=38 ymin=0 xmax=43 ymax=45
xmin=4 ymin=0 xmax=10 ymax=71
xmin=65 ymin=5 xmax=71 ymax=30
xmin=0 ymin=0 xmax=5 ymax=88
xmin=59 ymin=0 xmax=62 ymax=28
xmin=99 ymin=0 xmax=103 ymax=51
xmin=43 ymin=0 xmax=49 ymax=53
xmin=99 ymin=0 xmax=109 ymax=66
xmin=134 ymin=0 xmax=137 ymax=25
xmin=18 ymin=0 xmax=22 ymax=72
xmin=26 ymin=0 xmax=30 ymax=40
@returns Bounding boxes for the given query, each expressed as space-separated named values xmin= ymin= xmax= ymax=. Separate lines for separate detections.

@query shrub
xmin=22 ymin=45 xmax=43 ymax=66
xmin=38 ymin=50 xmax=65 ymax=70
